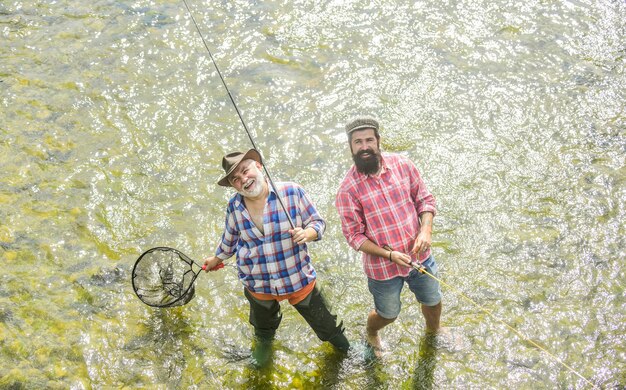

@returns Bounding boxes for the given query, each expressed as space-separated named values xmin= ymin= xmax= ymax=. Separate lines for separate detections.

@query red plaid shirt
xmin=335 ymin=153 xmax=437 ymax=280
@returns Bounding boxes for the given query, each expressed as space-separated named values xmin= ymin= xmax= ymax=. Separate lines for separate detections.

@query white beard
xmin=237 ymin=169 xmax=265 ymax=198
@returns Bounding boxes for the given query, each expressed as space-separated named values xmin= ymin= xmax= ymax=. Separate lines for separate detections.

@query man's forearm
xmin=358 ymin=239 xmax=392 ymax=259
xmin=420 ymin=212 xmax=433 ymax=233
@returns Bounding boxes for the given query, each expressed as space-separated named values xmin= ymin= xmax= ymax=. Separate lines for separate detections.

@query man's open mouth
xmin=358 ymin=150 xmax=374 ymax=159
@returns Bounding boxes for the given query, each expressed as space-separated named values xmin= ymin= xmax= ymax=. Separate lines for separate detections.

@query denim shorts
xmin=367 ymin=255 xmax=442 ymax=319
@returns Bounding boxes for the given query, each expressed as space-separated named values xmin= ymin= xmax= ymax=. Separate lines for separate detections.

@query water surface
xmin=1 ymin=0 xmax=624 ymax=388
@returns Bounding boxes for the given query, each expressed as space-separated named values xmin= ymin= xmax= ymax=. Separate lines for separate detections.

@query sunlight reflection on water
xmin=0 ymin=0 xmax=624 ymax=388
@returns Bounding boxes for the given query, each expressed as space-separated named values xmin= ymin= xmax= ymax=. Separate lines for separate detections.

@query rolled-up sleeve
xmin=409 ymin=163 xmax=437 ymax=217
xmin=297 ymin=186 xmax=325 ymax=241
xmin=335 ymin=189 xmax=369 ymax=251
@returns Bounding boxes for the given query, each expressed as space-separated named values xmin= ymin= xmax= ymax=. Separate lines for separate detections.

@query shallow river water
xmin=1 ymin=0 xmax=624 ymax=388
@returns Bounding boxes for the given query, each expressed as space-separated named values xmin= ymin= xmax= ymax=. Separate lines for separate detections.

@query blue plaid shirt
xmin=215 ymin=181 xmax=325 ymax=296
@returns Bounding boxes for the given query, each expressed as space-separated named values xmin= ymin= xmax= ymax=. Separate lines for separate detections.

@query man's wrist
xmin=307 ymin=227 xmax=318 ymax=241
xmin=420 ymin=215 xmax=433 ymax=228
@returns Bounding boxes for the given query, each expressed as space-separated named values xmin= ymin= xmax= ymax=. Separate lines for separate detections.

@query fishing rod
xmin=405 ymin=254 xmax=598 ymax=388
xmin=181 ymin=0 xmax=295 ymax=229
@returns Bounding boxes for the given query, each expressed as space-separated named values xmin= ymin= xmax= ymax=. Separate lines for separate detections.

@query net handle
xmin=202 ymin=263 xmax=224 ymax=271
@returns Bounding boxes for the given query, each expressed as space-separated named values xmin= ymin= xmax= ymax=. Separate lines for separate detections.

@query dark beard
xmin=352 ymin=149 xmax=381 ymax=175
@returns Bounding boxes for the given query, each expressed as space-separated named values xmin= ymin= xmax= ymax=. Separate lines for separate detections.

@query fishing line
xmin=408 ymin=260 xmax=598 ymax=388
xmin=181 ymin=0 xmax=295 ymax=229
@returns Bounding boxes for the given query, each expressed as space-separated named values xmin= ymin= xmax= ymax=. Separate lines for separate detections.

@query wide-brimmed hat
xmin=217 ymin=149 xmax=263 ymax=187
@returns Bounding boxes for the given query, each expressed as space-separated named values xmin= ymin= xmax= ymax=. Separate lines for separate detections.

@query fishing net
xmin=132 ymin=247 xmax=202 ymax=308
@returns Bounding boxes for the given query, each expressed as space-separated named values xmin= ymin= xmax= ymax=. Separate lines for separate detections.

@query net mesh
xmin=132 ymin=247 xmax=201 ymax=307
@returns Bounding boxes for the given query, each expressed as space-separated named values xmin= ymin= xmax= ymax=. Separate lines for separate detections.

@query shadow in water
xmin=355 ymin=333 xmax=438 ymax=389
xmin=362 ymin=360 xmax=387 ymax=390
xmin=241 ymin=342 xmax=350 ymax=389
xmin=314 ymin=346 xmax=349 ymax=388
xmin=130 ymin=308 xmax=194 ymax=388
xmin=411 ymin=333 xmax=438 ymax=390
xmin=242 ymin=363 xmax=275 ymax=390
xmin=350 ymin=340 xmax=386 ymax=390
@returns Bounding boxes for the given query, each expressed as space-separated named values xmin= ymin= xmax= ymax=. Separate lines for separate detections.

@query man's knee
xmin=369 ymin=309 xmax=398 ymax=327
xmin=295 ymin=286 xmax=344 ymax=342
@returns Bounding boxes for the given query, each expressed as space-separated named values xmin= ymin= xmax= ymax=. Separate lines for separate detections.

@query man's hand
xmin=380 ymin=244 xmax=412 ymax=267
xmin=411 ymin=213 xmax=433 ymax=254
xmin=389 ymin=250 xmax=413 ymax=267
xmin=411 ymin=231 xmax=432 ymax=254
xmin=203 ymin=256 xmax=223 ymax=272
xmin=289 ymin=227 xmax=317 ymax=245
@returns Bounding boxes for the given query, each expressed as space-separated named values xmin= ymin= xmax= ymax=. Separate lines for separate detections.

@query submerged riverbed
xmin=1 ymin=0 xmax=624 ymax=388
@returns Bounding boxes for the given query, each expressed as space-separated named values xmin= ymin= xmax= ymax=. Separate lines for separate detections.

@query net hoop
xmin=131 ymin=247 xmax=202 ymax=308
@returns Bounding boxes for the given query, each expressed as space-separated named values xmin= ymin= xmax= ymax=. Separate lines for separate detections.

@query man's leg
xmin=407 ymin=255 xmax=443 ymax=333
xmin=244 ymin=289 xmax=281 ymax=366
xmin=366 ymin=276 xmax=403 ymax=355
xmin=421 ymin=302 xmax=442 ymax=333
xmin=293 ymin=284 xmax=350 ymax=352
xmin=243 ymin=288 xmax=282 ymax=341
xmin=366 ymin=309 xmax=396 ymax=352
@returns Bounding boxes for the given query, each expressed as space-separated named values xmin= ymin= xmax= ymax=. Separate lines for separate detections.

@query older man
xmin=335 ymin=117 xmax=442 ymax=355
xmin=204 ymin=149 xmax=349 ymax=365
